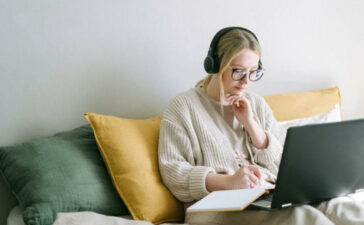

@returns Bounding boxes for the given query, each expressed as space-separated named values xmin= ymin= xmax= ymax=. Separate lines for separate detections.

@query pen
xmin=234 ymin=150 xmax=244 ymax=168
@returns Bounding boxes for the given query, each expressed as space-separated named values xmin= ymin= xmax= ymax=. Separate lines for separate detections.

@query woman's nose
xmin=240 ymin=74 xmax=250 ymax=85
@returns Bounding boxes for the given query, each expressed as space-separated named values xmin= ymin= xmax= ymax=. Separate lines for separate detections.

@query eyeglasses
xmin=229 ymin=67 xmax=264 ymax=82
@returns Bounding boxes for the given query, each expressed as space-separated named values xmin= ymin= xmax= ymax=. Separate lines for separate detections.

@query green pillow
xmin=0 ymin=124 xmax=129 ymax=225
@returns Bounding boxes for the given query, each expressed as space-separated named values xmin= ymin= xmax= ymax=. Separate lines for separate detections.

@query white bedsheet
xmin=7 ymin=206 xmax=186 ymax=225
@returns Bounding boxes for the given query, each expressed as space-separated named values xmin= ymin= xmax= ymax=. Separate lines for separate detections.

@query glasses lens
xmin=232 ymin=69 xmax=246 ymax=81
xmin=250 ymin=70 xmax=264 ymax=81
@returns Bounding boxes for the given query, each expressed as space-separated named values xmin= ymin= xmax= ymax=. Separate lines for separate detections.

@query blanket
xmin=8 ymin=206 xmax=186 ymax=225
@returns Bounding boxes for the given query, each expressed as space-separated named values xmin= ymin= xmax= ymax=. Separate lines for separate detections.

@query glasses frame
xmin=229 ymin=67 xmax=264 ymax=82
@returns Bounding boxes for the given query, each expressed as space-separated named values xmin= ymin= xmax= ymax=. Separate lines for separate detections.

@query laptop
xmin=252 ymin=118 xmax=364 ymax=209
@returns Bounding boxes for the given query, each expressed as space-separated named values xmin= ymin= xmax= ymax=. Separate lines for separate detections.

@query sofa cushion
xmin=263 ymin=86 xmax=342 ymax=121
xmin=278 ymin=104 xmax=342 ymax=129
xmin=0 ymin=124 xmax=129 ymax=225
xmin=84 ymin=113 xmax=184 ymax=225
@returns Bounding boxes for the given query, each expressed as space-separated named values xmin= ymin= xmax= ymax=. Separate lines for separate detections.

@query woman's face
xmin=221 ymin=49 xmax=260 ymax=97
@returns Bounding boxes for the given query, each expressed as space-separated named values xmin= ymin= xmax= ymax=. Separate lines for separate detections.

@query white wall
xmin=1 ymin=0 xmax=363 ymax=146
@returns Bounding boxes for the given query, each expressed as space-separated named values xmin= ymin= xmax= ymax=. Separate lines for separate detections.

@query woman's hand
xmin=226 ymin=94 xmax=254 ymax=126
xmin=227 ymin=165 xmax=262 ymax=189
xmin=226 ymin=93 xmax=269 ymax=149
xmin=205 ymin=165 xmax=262 ymax=192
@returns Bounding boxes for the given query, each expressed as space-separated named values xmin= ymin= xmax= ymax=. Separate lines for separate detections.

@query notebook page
xmin=187 ymin=187 xmax=267 ymax=213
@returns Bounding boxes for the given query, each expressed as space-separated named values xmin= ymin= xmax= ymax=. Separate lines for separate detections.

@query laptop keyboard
xmin=252 ymin=193 xmax=273 ymax=208
xmin=258 ymin=193 xmax=273 ymax=201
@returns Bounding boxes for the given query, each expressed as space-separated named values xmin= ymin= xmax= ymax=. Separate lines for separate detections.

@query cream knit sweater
xmin=158 ymin=87 xmax=287 ymax=203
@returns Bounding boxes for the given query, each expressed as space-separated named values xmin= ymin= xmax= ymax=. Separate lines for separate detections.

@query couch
xmin=0 ymin=87 xmax=343 ymax=225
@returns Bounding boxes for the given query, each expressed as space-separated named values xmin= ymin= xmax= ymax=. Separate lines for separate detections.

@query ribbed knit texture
xmin=158 ymin=87 xmax=287 ymax=204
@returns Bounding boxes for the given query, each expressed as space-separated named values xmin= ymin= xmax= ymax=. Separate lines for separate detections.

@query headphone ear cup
xmin=204 ymin=53 xmax=220 ymax=74
xmin=204 ymin=56 xmax=215 ymax=74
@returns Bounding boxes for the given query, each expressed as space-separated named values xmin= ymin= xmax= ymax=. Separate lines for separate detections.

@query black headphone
xmin=204 ymin=26 xmax=263 ymax=74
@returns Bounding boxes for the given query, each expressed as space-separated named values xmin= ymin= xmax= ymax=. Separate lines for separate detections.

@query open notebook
xmin=187 ymin=184 xmax=274 ymax=213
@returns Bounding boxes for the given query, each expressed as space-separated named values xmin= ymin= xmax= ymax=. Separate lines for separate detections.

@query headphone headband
xmin=204 ymin=26 xmax=262 ymax=74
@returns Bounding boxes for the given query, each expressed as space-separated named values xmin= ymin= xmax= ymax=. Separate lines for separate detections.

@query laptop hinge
xmin=355 ymin=188 xmax=364 ymax=193
xmin=281 ymin=203 xmax=292 ymax=208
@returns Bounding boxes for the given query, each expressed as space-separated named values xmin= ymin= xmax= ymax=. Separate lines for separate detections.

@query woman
xmin=158 ymin=27 xmax=364 ymax=225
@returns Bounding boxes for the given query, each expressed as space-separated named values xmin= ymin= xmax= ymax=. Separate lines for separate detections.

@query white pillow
xmin=278 ymin=104 xmax=342 ymax=129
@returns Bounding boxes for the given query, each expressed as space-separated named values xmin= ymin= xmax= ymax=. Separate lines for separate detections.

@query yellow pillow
xmin=84 ymin=113 xmax=184 ymax=224
xmin=263 ymin=86 xmax=342 ymax=122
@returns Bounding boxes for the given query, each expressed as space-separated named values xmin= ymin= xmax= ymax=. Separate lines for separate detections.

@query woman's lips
xmin=235 ymin=86 xmax=245 ymax=91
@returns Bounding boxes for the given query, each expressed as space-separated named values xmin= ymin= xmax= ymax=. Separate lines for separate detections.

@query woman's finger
xmin=237 ymin=96 xmax=248 ymax=106
xmin=248 ymin=165 xmax=262 ymax=178
xmin=227 ymin=96 xmax=236 ymax=104
xmin=248 ymin=181 xmax=254 ymax=188
xmin=240 ymin=165 xmax=250 ymax=174
xmin=231 ymin=97 xmax=240 ymax=107
xmin=249 ymin=173 xmax=260 ymax=186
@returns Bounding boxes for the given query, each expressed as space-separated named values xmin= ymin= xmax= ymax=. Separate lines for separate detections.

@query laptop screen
xmin=271 ymin=118 xmax=364 ymax=208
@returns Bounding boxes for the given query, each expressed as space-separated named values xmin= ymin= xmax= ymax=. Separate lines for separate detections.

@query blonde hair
xmin=195 ymin=29 xmax=262 ymax=115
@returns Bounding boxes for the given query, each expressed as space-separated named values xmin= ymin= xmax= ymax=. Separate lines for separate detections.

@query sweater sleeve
xmin=249 ymin=96 xmax=287 ymax=174
xmin=158 ymin=119 xmax=216 ymax=203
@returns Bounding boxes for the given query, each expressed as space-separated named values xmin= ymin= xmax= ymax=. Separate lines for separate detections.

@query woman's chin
xmin=231 ymin=87 xmax=245 ymax=95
